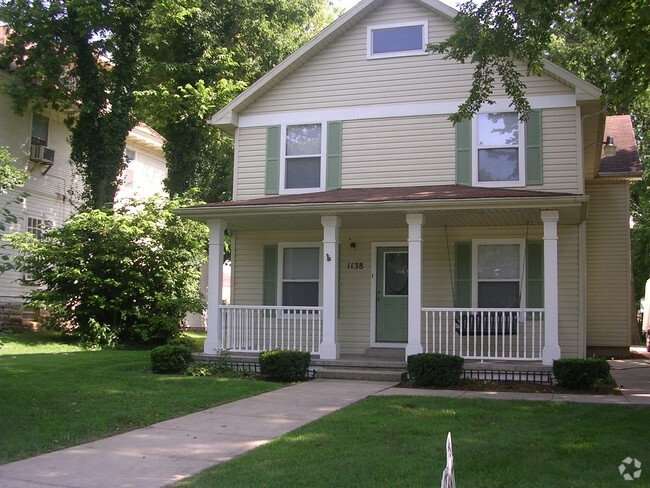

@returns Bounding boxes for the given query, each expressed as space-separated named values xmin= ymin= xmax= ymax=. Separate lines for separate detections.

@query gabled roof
xmin=210 ymin=0 xmax=602 ymax=134
xmin=599 ymin=115 xmax=642 ymax=179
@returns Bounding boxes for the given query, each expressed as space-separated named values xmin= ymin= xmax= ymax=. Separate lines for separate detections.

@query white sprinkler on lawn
xmin=441 ymin=432 xmax=456 ymax=488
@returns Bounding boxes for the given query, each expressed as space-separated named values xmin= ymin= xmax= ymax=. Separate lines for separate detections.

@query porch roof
xmin=177 ymin=185 xmax=588 ymax=231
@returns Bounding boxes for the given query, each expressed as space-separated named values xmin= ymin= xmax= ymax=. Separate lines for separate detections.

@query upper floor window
xmin=367 ymin=21 xmax=428 ymax=59
xmin=282 ymin=123 xmax=325 ymax=193
xmin=26 ymin=217 xmax=44 ymax=239
xmin=473 ymin=112 xmax=525 ymax=187
xmin=31 ymin=113 xmax=49 ymax=147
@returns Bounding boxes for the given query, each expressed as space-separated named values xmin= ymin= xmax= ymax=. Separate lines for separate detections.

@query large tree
xmin=429 ymin=0 xmax=650 ymax=122
xmin=136 ymin=0 xmax=334 ymax=201
xmin=0 ymin=0 xmax=155 ymax=209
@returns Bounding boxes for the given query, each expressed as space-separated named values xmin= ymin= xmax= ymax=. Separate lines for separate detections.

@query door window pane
xmin=384 ymin=252 xmax=408 ymax=296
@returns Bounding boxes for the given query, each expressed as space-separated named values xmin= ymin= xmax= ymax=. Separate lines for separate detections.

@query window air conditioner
xmin=29 ymin=144 xmax=55 ymax=164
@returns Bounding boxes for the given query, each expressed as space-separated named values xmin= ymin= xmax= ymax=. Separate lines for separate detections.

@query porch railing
xmin=220 ymin=305 xmax=323 ymax=354
xmin=422 ymin=308 xmax=545 ymax=361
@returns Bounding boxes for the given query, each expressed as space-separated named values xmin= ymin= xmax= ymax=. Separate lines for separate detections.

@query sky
xmin=333 ymin=0 xmax=463 ymax=11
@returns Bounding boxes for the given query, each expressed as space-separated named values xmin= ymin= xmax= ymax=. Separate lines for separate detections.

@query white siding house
xmin=178 ymin=0 xmax=641 ymax=364
xmin=0 ymin=72 xmax=168 ymax=319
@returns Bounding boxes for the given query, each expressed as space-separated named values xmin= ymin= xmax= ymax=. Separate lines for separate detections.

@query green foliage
xmin=553 ymin=358 xmax=612 ymax=390
xmin=0 ymin=0 xmax=155 ymax=209
xmin=0 ymin=146 xmax=29 ymax=274
xmin=430 ymin=0 xmax=650 ymax=122
xmin=136 ymin=0 xmax=335 ymax=201
xmin=407 ymin=353 xmax=464 ymax=387
xmin=259 ymin=350 xmax=311 ymax=382
xmin=7 ymin=195 xmax=208 ymax=348
xmin=151 ymin=344 xmax=194 ymax=374
xmin=168 ymin=334 xmax=198 ymax=351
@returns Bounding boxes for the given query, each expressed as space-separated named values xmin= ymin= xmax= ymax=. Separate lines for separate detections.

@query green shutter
xmin=455 ymin=242 xmax=472 ymax=307
xmin=326 ymin=121 xmax=342 ymax=190
xmin=455 ymin=119 xmax=472 ymax=185
xmin=265 ymin=126 xmax=280 ymax=195
xmin=262 ymin=245 xmax=278 ymax=306
xmin=526 ymin=242 xmax=544 ymax=308
xmin=525 ymin=110 xmax=543 ymax=186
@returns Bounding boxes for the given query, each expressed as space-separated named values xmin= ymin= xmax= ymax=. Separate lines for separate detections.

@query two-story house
xmin=178 ymin=0 xmax=641 ymax=366
xmin=0 ymin=70 xmax=168 ymax=324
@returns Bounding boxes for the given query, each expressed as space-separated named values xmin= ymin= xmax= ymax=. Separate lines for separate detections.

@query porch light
xmin=603 ymin=136 xmax=617 ymax=157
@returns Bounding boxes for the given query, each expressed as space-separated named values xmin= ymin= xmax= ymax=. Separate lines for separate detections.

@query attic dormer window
xmin=367 ymin=21 xmax=428 ymax=59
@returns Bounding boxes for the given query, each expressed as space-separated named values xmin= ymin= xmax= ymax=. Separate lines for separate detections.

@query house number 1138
xmin=347 ymin=262 xmax=364 ymax=270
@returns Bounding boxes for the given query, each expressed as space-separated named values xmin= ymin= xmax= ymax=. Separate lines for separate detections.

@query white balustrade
xmin=220 ymin=305 xmax=323 ymax=354
xmin=422 ymin=308 xmax=545 ymax=360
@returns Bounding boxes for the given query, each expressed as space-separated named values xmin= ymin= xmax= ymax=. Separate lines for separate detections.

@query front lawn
xmin=0 ymin=330 xmax=281 ymax=464
xmin=178 ymin=396 xmax=649 ymax=487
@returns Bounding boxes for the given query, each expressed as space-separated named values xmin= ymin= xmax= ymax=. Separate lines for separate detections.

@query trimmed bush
xmin=151 ymin=344 xmax=193 ymax=374
xmin=259 ymin=350 xmax=311 ymax=382
xmin=168 ymin=335 xmax=197 ymax=351
xmin=407 ymin=353 xmax=464 ymax=387
xmin=553 ymin=358 xmax=612 ymax=390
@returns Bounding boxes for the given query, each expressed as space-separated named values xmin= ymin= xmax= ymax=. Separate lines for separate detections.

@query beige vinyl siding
xmin=585 ymin=182 xmax=632 ymax=347
xmin=541 ymin=108 xmax=579 ymax=193
xmin=235 ymin=107 xmax=580 ymax=199
xmin=231 ymin=223 xmax=581 ymax=357
xmin=234 ymin=127 xmax=267 ymax=200
xmin=241 ymin=0 xmax=574 ymax=116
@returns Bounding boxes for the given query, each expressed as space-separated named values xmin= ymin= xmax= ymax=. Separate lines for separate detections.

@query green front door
xmin=376 ymin=247 xmax=408 ymax=342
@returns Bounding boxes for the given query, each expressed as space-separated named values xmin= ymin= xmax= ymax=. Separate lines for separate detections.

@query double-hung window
xmin=367 ymin=21 xmax=428 ymax=59
xmin=473 ymin=240 xmax=525 ymax=309
xmin=282 ymin=123 xmax=325 ymax=193
xmin=31 ymin=114 xmax=49 ymax=147
xmin=280 ymin=245 xmax=321 ymax=307
xmin=473 ymin=112 xmax=525 ymax=187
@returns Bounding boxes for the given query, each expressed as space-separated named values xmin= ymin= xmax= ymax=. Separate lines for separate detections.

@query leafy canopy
xmin=7 ymin=196 xmax=208 ymax=348
xmin=430 ymin=0 xmax=650 ymax=122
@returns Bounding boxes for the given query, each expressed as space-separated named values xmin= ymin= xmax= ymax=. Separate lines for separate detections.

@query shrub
xmin=259 ymin=350 xmax=311 ymax=382
xmin=151 ymin=344 xmax=193 ymax=374
xmin=7 ymin=196 xmax=208 ymax=348
xmin=168 ymin=335 xmax=197 ymax=351
xmin=553 ymin=358 xmax=612 ymax=390
xmin=407 ymin=353 xmax=464 ymax=387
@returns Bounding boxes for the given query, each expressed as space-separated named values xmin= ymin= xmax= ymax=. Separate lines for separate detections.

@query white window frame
xmin=472 ymin=239 xmax=526 ymax=309
xmin=367 ymin=21 xmax=428 ymax=59
xmin=472 ymin=112 xmax=526 ymax=188
xmin=277 ymin=243 xmax=323 ymax=307
xmin=279 ymin=123 xmax=326 ymax=195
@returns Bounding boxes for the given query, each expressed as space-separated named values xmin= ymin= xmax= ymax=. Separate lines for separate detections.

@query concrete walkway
xmin=0 ymin=380 xmax=395 ymax=488
xmin=1 ymin=360 xmax=649 ymax=488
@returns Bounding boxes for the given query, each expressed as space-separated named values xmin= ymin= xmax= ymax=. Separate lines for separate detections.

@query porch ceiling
xmin=177 ymin=185 xmax=588 ymax=231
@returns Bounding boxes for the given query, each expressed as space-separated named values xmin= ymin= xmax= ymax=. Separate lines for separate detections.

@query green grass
xmin=0 ymin=330 xmax=281 ymax=464
xmin=178 ymin=396 xmax=650 ymax=487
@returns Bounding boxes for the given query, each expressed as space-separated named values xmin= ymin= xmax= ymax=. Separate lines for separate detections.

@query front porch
xmin=177 ymin=185 xmax=589 ymax=367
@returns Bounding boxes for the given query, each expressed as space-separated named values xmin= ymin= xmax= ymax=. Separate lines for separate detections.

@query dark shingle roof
xmin=600 ymin=115 xmax=642 ymax=177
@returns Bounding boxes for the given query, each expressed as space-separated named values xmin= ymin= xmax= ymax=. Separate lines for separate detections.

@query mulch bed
xmin=399 ymin=379 xmax=622 ymax=395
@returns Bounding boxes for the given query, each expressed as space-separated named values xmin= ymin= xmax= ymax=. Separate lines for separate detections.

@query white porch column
xmin=541 ymin=210 xmax=561 ymax=365
xmin=204 ymin=219 xmax=226 ymax=355
xmin=406 ymin=214 xmax=424 ymax=359
xmin=320 ymin=216 xmax=341 ymax=359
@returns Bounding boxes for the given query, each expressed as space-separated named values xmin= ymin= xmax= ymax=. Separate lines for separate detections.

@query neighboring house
xmin=0 ymin=71 xmax=168 ymax=322
xmin=178 ymin=0 xmax=641 ymax=364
